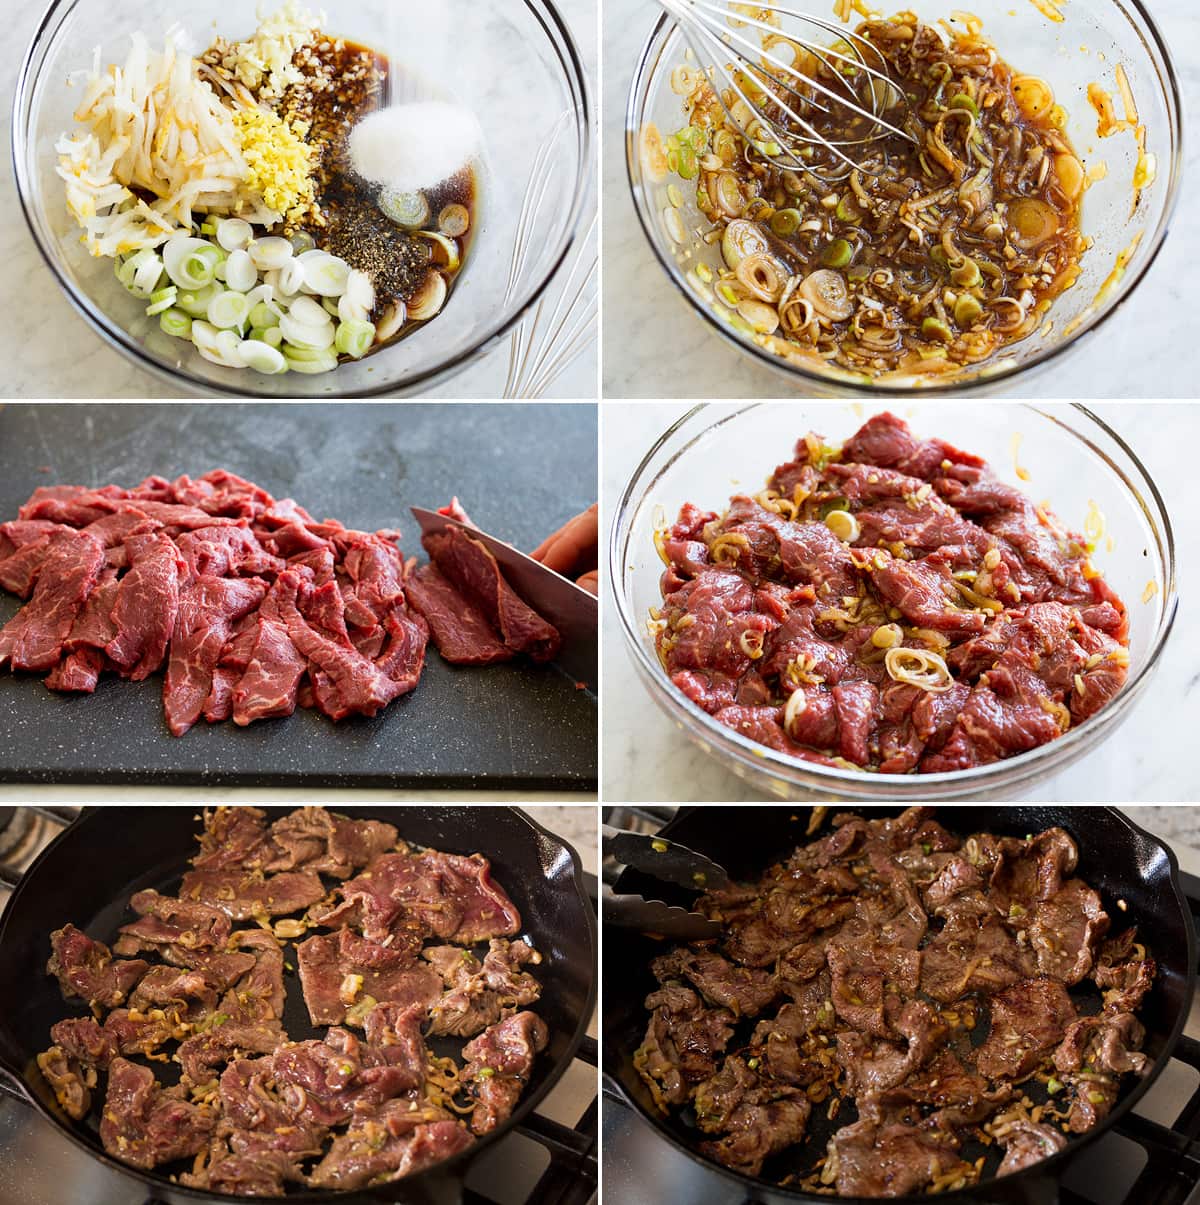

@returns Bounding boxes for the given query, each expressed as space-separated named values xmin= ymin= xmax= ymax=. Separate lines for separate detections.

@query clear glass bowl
xmin=14 ymin=0 xmax=592 ymax=397
xmin=609 ymin=403 xmax=1178 ymax=800
xmin=625 ymin=2 xmax=1183 ymax=396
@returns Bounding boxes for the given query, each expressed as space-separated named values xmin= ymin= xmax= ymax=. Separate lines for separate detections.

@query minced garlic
xmin=233 ymin=108 xmax=316 ymax=223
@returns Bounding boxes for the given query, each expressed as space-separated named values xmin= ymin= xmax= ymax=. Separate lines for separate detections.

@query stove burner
xmin=0 ymin=809 xmax=43 ymax=869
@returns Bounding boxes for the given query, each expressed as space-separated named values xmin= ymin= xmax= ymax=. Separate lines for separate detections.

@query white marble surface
xmin=601 ymin=402 xmax=1200 ymax=802
xmin=600 ymin=0 xmax=1200 ymax=399
xmin=0 ymin=0 xmax=597 ymax=400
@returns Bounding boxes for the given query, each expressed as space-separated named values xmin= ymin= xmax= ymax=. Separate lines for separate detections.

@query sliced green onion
xmin=145 ymin=286 xmax=178 ymax=316
xmin=770 ymin=208 xmax=803 ymax=237
xmin=820 ymin=238 xmax=854 ymax=269
xmin=379 ymin=189 xmax=430 ymax=228
xmin=836 ymin=195 xmax=863 ymax=223
xmin=677 ymin=144 xmax=698 ymax=179
xmin=208 ymin=291 xmax=251 ymax=331
xmin=176 ymin=284 xmax=222 ymax=318
xmin=922 ymin=316 xmax=953 ymax=343
xmin=335 ymin=319 xmax=376 ymax=359
xmin=438 ymin=203 xmax=470 ymax=237
xmin=950 ymin=257 xmax=982 ymax=288
xmin=249 ymin=302 xmax=279 ymax=329
xmin=954 ymin=295 xmax=984 ymax=326
xmin=159 ymin=308 xmax=192 ymax=339
xmin=949 ymin=93 xmax=980 ymax=119
xmin=283 ymin=349 xmax=338 ymax=374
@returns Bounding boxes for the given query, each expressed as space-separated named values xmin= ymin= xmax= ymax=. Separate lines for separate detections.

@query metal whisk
xmin=657 ymin=0 xmax=915 ymax=179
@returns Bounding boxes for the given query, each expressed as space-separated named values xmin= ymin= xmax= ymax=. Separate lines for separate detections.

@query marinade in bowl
xmin=626 ymin=1 xmax=1180 ymax=395
xmin=610 ymin=404 xmax=1176 ymax=801
xmin=15 ymin=0 xmax=592 ymax=397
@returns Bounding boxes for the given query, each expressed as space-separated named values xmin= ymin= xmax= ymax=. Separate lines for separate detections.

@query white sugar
xmin=348 ymin=102 xmax=482 ymax=196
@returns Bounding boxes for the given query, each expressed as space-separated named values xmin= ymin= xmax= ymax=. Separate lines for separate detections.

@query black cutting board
xmin=0 ymin=403 xmax=597 ymax=790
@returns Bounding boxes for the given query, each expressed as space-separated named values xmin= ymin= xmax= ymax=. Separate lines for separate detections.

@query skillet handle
xmin=0 ymin=1061 xmax=33 ymax=1106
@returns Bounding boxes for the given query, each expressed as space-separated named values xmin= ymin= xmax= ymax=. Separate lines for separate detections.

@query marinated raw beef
xmin=0 ymin=472 xmax=429 ymax=734
xmin=638 ymin=808 xmax=1153 ymax=1195
xmin=37 ymin=806 xmax=547 ymax=1194
xmin=654 ymin=414 xmax=1130 ymax=773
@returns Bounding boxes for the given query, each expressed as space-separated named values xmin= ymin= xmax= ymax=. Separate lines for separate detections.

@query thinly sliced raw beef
xmin=404 ymin=563 xmax=513 ymax=666
xmin=166 ymin=576 xmax=268 ymax=736
xmin=423 ymin=527 xmax=560 ymax=662
xmin=105 ymin=532 xmax=185 ymax=680
xmin=0 ymin=529 xmax=105 ymax=672
xmin=232 ymin=576 xmax=308 ymax=726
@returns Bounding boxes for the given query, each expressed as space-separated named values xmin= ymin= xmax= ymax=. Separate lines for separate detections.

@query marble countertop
xmin=601 ymin=0 xmax=1199 ymax=398
xmin=602 ymin=402 xmax=1199 ymax=802
xmin=0 ymin=0 xmax=597 ymax=400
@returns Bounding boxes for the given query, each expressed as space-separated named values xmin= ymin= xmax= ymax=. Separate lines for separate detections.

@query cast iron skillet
xmin=603 ymin=806 xmax=1195 ymax=1205
xmin=0 ymin=806 xmax=596 ymax=1204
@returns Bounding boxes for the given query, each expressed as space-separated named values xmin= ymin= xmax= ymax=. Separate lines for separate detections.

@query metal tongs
xmin=602 ymin=824 xmax=730 ymax=940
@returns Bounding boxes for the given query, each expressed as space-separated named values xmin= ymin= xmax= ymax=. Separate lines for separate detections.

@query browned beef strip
xmin=221 ymin=930 xmax=285 ymax=1025
xmin=160 ymin=944 xmax=257 ymax=991
xmin=0 ymin=529 xmax=105 ymax=672
xmin=296 ymin=929 xmax=440 ymax=1026
xmin=652 ymin=947 xmax=780 ymax=1019
xmin=104 ymin=531 xmax=184 ymax=679
xmin=1027 ymin=879 xmax=1109 ymax=985
xmin=129 ymin=965 xmax=220 ymax=1018
xmin=404 ymin=561 xmax=515 ymax=665
xmin=104 ymin=1009 xmax=185 ymax=1057
xmin=833 ymin=1119 xmax=970 ymax=1197
xmin=976 ymin=978 xmax=1077 ymax=1079
xmin=99 ymin=1058 xmax=214 ymax=1170
xmin=702 ymin=1098 xmax=812 ymax=1179
xmin=179 ymin=867 xmax=325 ymax=920
xmin=997 ymin=1120 xmax=1068 ymax=1176
xmin=180 ymin=1146 xmax=297 ymax=1198
xmin=193 ymin=807 xmax=270 ymax=870
xmin=165 ymin=575 xmax=268 ymax=736
xmin=309 ymin=1115 xmax=472 ymax=1190
xmin=47 ymin=925 xmax=147 ymax=1009
xmin=827 ymin=941 xmax=921 ymax=1037
xmin=176 ymin=1022 xmax=286 ymax=1085
xmin=462 ymin=1011 xmax=548 ymax=1134
xmin=423 ymin=525 xmax=560 ymax=662
xmin=50 ymin=1017 xmax=118 ymax=1069
xmin=315 ymin=849 xmax=521 ymax=944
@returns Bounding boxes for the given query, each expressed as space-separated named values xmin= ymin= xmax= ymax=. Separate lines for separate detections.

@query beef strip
xmin=636 ymin=984 xmax=735 ymax=1109
xmin=296 ymin=929 xmax=441 ymax=1026
xmin=424 ymin=938 xmax=542 ymax=1038
xmin=193 ymin=807 xmax=271 ymax=870
xmin=976 ymin=979 xmax=1077 ymax=1079
xmin=423 ymin=526 xmax=561 ymax=662
xmin=404 ymin=561 xmax=514 ymax=665
xmin=177 ymin=1022 xmax=287 ymax=1085
xmin=99 ymin=1058 xmax=215 ymax=1169
xmin=997 ymin=1120 xmax=1068 ymax=1175
xmin=104 ymin=531 xmax=185 ymax=679
xmin=47 ymin=925 xmax=147 ymax=1009
xmin=37 ymin=1046 xmax=94 ymax=1120
xmin=263 ymin=807 xmax=398 ymax=878
xmin=179 ymin=867 xmax=325 ymax=920
xmin=315 ymin=849 xmax=521 ymax=944
xmin=113 ymin=890 xmax=231 ymax=955
xmin=309 ymin=1113 xmax=472 ymax=1190
xmin=462 ymin=1011 xmax=548 ymax=1134
xmin=652 ymin=947 xmax=780 ymax=1019
xmin=833 ymin=1119 xmax=970 ymax=1197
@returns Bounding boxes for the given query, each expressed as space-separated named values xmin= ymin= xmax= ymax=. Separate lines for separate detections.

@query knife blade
xmin=410 ymin=507 xmax=598 ymax=686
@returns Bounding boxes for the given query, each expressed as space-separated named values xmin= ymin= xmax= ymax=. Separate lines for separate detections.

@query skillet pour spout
xmin=602 ymin=806 xmax=1196 ymax=1205
xmin=0 ymin=805 xmax=596 ymax=1205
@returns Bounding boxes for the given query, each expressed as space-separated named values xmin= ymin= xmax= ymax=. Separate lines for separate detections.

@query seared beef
xmin=309 ymin=1115 xmax=473 ymax=1190
xmin=833 ymin=1119 xmax=970 ymax=1197
xmin=639 ymin=809 xmax=1153 ymax=1193
xmin=47 ymin=925 xmax=147 ymax=1008
xmin=425 ymin=938 xmax=542 ymax=1037
xmin=264 ymin=807 xmax=397 ymax=878
xmin=99 ymin=1058 xmax=214 ymax=1169
xmin=997 ymin=1120 xmax=1068 ymax=1176
xmin=114 ymin=890 xmax=231 ymax=954
xmin=316 ymin=849 xmax=521 ymax=944
xmin=975 ymin=979 xmax=1077 ymax=1079
xmin=462 ymin=1011 xmax=548 ymax=1134
xmin=39 ymin=806 xmax=545 ymax=1190
xmin=423 ymin=526 xmax=560 ymax=662
xmin=296 ymin=930 xmax=441 ymax=1026
xmin=179 ymin=867 xmax=325 ymax=920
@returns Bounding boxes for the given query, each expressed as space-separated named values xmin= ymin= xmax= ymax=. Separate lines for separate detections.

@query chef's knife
xmin=410 ymin=507 xmax=598 ymax=686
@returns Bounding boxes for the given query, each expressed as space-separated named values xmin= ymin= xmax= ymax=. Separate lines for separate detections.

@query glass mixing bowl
xmin=14 ymin=0 xmax=592 ymax=397
xmin=625 ymin=2 xmax=1182 ymax=396
xmin=610 ymin=403 xmax=1177 ymax=800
